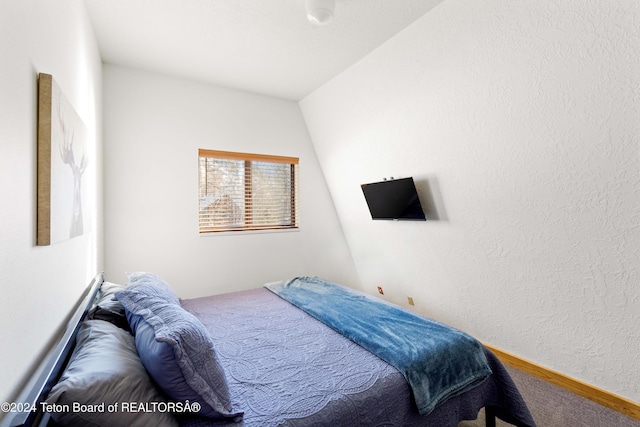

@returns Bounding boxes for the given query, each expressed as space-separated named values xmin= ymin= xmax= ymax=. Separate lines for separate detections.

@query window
xmin=198 ymin=149 xmax=299 ymax=233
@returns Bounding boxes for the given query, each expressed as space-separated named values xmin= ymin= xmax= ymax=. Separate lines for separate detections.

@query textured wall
xmin=103 ymin=65 xmax=359 ymax=298
xmin=301 ymin=0 xmax=640 ymax=401
xmin=0 ymin=0 xmax=102 ymax=407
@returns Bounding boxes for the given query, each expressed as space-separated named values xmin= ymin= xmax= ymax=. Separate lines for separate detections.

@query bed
xmin=5 ymin=273 xmax=535 ymax=427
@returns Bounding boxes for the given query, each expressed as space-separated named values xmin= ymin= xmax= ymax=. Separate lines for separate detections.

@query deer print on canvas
xmin=57 ymin=98 xmax=87 ymax=238
xmin=37 ymin=73 xmax=91 ymax=245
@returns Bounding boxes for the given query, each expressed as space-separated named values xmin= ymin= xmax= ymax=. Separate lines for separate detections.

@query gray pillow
xmin=97 ymin=281 xmax=126 ymax=304
xmin=46 ymin=320 xmax=178 ymax=427
xmin=87 ymin=281 xmax=130 ymax=331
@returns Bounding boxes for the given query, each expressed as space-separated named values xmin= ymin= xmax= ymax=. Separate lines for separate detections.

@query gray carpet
xmin=458 ymin=364 xmax=640 ymax=427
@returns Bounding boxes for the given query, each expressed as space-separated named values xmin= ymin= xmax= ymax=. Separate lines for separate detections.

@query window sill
xmin=199 ymin=227 xmax=300 ymax=237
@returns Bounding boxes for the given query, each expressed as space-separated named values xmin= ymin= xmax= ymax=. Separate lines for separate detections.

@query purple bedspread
xmin=179 ymin=288 xmax=535 ymax=427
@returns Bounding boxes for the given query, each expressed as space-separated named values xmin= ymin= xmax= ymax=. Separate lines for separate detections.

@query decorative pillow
xmin=119 ymin=272 xmax=181 ymax=306
xmin=117 ymin=292 xmax=242 ymax=420
xmin=46 ymin=320 xmax=178 ymax=427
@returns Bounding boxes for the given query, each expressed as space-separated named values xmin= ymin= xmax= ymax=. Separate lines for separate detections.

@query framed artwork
xmin=37 ymin=73 xmax=90 ymax=245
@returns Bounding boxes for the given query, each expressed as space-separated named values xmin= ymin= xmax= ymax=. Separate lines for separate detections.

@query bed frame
xmin=2 ymin=273 xmax=104 ymax=427
xmin=2 ymin=273 xmax=501 ymax=427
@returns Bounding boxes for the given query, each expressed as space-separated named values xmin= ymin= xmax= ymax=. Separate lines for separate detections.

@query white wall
xmin=103 ymin=65 xmax=359 ymax=297
xmin=0 ymin=0 xmax=102 ymax=407
xmin=300 ymin=0 xmax=640 ymax=402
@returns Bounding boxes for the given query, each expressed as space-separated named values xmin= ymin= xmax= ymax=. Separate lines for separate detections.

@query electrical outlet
xmin=377 ymin=286 xmax=384 ymax=295
xmin=407 ymin=296 xmax=414 ymax=306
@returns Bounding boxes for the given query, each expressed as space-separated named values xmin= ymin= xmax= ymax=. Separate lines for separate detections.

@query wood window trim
xmin=199 ymin=149 xmax=299 ymax=165
xmin=198 ymin=149 xmax=299 ymax=234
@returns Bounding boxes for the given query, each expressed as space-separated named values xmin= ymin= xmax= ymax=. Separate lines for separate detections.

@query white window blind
xmin=198 ymin=149 xmax=299 ymax=233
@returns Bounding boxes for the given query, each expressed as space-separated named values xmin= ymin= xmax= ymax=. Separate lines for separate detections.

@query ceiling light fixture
xmin=305 ymin=0 xmax=336 ymax=26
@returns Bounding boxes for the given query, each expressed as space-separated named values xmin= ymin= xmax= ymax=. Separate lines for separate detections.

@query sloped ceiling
xmin=84 ymin=0 xmax=444 ymax=100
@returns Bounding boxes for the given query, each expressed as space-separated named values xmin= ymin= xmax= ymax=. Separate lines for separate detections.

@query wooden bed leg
xmin=485 ymin=406 xmax=497 ymax=427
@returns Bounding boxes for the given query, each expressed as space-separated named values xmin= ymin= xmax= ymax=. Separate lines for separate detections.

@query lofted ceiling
xmin=84 ymin=0 xmax=444 ymax=101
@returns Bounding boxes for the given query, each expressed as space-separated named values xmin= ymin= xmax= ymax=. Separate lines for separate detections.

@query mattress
xmin=179 ymin=288 xmax=535 ymax=427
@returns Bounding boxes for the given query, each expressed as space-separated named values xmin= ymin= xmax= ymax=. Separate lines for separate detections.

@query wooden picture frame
xmin=37 ymin=73 xmax=89 ymax=245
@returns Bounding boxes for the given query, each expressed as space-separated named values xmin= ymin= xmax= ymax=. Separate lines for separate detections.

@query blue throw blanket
xmin=265 ymin=277 xmax=492 ymax=416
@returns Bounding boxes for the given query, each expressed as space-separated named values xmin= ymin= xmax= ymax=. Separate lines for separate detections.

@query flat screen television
xmin=361 ymin=177 xmax=426 ymax=221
